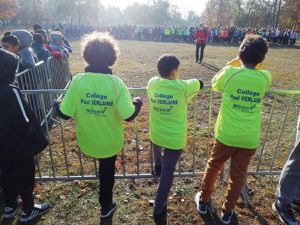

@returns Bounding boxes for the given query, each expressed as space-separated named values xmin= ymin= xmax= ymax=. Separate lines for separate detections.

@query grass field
xmin=1 ymin=40 xmax=300 ymax=225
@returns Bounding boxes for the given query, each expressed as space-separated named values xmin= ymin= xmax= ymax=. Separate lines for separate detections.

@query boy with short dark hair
xmin=148 ymin=54 xmax=204 ymax=224
xmin=195 ymin=35 xmax=272 ymax=225
xmin=1 ymin=35 xmax=20 ymax=55
xmin=54 ymin=32 xmax=142 ymax=221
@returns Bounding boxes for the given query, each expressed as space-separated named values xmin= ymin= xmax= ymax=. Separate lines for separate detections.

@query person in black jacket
xmin=0 ymin=48 xmax=50 ymax=223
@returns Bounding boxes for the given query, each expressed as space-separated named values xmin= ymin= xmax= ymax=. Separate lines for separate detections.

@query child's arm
xmin=199 ymin=80 xmax=204 ymax=89
xmin=117 ymin=82 xmax=142 ymax=122
xmin=53 ymin=99 xmax=72 ymax=120
xmin=186 ymin=79 xmax=204 ymax=103
xmin=125 ymin=97 xmax=143 ymax=122
xmin=212 ymin=68 xmax=227 ymax=92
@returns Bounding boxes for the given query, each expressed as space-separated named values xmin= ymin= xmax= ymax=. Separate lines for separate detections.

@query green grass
xmin=69 ymin=40 xmax=300 ymax=89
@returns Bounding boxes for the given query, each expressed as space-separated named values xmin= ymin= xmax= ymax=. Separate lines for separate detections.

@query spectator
xmin=272 ymin=113 xmax=300 ymax=225
xmin=33 ymin=23 xmax=43 ymax=33
xmin=0 ymin=22 xmax=3 ymax=34
xmin=35 ymin=29 xmax=64 ymax=60
xmin=49 ymin=32 xmax=69 ymax=59
xmin=290 ymin=29 xmax=298 ymax=45
xmin=1 ymin=35 xmax=20 ymax=55
xmin=54 ymin=32 xmax=142 ymax=222
xmin=11 ymin=30 xmax=37 ymax=70
xmin=0 ymin=48 xmax=50 ymax=223
xmin=147 ymin=54 xmax=204 ymax=224
xmin=4 ymin=31 xmax=11 ymax=36
xmin=195 ymin=36 xmax=271 ymax=225
xmin=194 ymin=23 xmax=209 ymax=63
xmin=54 ymin=27 xmax=72 ymax=50
xmin=32 ymin=33 xmax=51 ymax=63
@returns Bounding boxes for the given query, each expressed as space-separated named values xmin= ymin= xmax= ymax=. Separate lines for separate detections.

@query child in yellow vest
xmin=147 ymin=54 xmax=204 ymax=224
xmin=54 ymin=32 xmax=142 ymax=221
xmin=195 ymin=36 xmax=272 ymax=225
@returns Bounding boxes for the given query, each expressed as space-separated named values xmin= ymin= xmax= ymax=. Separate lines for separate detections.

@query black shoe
xmin=220 ymin=209 xmax=234 ymax=225
xmin=154 ymin=208 xmax=168 ymax=225
xmin=153 ymin=166 xmax=161 ymax=176
xmin=101 ymin=201 xmax=117 ymax=218
xmin=3 ymin=207 xmax=18 ymax=219
xmin=272 ymin=201 xmax=299 ymax=225
xmin=19 ymin=203 xmax=50 ymax=223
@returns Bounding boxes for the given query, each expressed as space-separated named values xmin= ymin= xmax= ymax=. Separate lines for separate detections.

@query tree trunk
xmin=218 ymin=0 xmax=223 ymax=26
xmin=272 ymin=0 xmax=278 ymax=27
xmin=33 ymin=0 xmax=38 ymax=22
xmin=276 ymin=0 xmax=282 ymax=28
xmin=236 ymin=0 xmax=241 ymax=26
xmin=244 ymin=0 xmax=255 ymax=27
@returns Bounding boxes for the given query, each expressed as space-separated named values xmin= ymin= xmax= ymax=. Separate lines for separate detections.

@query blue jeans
xmin=276 ymin=113 xmax=300 ymax=210
xmin=152 ymin=144 xmax=182 ymax=215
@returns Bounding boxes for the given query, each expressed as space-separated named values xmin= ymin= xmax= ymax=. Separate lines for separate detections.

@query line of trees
xmin=0 ymin=0 xmax=299 ymax=28
xmin=202 ymin=0 xmax=299 ymax=28
xmin=0 ymin=0 xmax=201 ymax=27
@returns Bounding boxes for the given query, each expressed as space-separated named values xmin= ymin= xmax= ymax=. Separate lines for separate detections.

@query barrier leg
xmin=241 ymin=177 xmax=249 ymax=208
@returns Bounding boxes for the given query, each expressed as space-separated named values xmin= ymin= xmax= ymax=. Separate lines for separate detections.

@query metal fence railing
xmin=16 ymin=58 xmax=72 ymax=125
xmin=21 ymin=87 xmax=300 ymax=182
xmin=47 ymin=57 xmax=72 ymax=90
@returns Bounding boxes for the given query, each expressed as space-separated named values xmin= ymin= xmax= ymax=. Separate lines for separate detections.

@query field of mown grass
xmin=1 ymin=40 xmax=300 ymax=225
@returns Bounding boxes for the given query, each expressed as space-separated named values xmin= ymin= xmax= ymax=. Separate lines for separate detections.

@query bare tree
xmin=275 ymin=0 xmax=282 ymax=27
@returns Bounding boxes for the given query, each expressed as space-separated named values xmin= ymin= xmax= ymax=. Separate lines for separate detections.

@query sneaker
xmin=220 ymin=209 xmax=234 ymax=225
xmin=273 ymin=201 xmax=299 ymax=225
xmin=19 ymin=203 xmax=50 ymax=222
xmin=101 ymin=201 xmax=117 ymax=218
xmin=194 ymin=192 xmax=209 ymax=215
xmin=154 ymin=207 xmax=168 ymax=225
xmin=153 ymin=166 xmax=162 ymax=176
xmin=3 ymin=207 xmax=17 ymax=219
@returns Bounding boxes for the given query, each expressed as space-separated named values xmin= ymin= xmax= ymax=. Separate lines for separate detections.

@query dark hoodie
xmin=0 ymin=49 xmax=48 ymax=159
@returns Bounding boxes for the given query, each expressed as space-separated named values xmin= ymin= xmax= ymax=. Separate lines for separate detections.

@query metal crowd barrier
xmin=21 ymin=87 xmax=300 ymax=182
xmin=16 ymin=58 xmax=72 ymax=125
xmin=47 ymin=57 xmax=72 ymax=90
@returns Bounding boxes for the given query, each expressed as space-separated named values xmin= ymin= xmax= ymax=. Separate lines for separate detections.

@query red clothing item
xmin=223 ymin=29 xmax=229 ymax=38
xmin=44 ymin=44 xmax=63 ymax=60
xmin=194 ymin=29 xmax=209 ymax=44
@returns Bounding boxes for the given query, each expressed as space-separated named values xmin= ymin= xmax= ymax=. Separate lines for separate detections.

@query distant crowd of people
xmin=0 ymin=24 xmax=72 ymax=73
xmin=58 ymin=24 xmax=298 ymax=46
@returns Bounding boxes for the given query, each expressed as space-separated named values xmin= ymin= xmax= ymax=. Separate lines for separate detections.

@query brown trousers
xmin=201 ymin=140 xmax=256 ymax=212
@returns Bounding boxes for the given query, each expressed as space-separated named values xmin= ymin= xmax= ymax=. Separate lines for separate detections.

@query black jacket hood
xmin=0 ymin=48 xmax=19 ymax=84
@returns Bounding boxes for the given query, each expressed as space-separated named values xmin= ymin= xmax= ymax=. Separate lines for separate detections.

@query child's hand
xmin=133 ymin=96 xmax=143 ymax=106
xmin=52 ymin=99 xmax=62 ymax=116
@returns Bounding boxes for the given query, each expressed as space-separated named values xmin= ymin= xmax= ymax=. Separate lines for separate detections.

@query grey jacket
xmin=11 ymin=30 xmax=37 ymax=70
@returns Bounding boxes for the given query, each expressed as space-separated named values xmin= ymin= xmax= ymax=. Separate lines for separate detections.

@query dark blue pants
xmin=196 ymin=43 xmax=206 ymax=62
xmin=153 ymin=144 xmax=182 ymax=215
